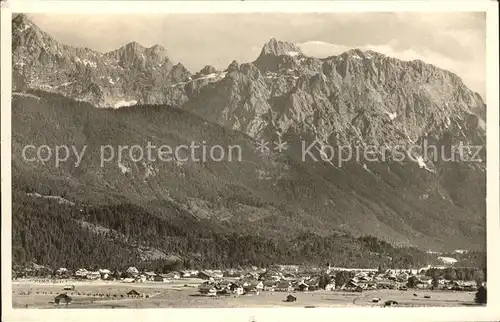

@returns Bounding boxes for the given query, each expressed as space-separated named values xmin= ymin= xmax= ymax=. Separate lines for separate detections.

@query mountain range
xmin=11 ymin=14 xmax=487 ymax=269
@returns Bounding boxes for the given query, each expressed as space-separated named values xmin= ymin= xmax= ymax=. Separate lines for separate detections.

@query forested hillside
xmin=13 ymin=189 xmax=442 ymax=270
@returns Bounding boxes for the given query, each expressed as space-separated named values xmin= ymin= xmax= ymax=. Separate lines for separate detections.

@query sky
xmin=26 ymin=12 xmax=486 ymax=97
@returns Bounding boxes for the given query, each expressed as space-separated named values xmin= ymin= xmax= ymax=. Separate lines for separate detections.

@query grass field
xmin=12 ymin=279 xmax=477 ymax=308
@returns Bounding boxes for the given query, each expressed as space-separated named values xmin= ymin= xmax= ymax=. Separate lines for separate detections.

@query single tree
xmin=444 ymin=268 xmax=457 ymax=281
xmin=432 ymin=276 xmax=439 ymax=289
xmin=474 ymin=285 xmax=487 ymax=304
xmin=318 ymin=274 xmax=332 ymax=290
xmin=335 ymin=271 xmax=350 ymax=289
xmin=407 ymin=276 xmax=418 ymax=288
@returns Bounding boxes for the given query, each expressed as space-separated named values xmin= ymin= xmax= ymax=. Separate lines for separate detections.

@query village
xmin=12 ymin=263 xmax=484 ymax=308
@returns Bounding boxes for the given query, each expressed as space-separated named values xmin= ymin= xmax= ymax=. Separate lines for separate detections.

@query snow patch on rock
xmin=27 ymin=192 xmax=75 ymax=206
xmin=415 ymin=156 xmax=435 ymax=173
xmin=143 ymin=162 xmax=157 ymax=179
xmin=118 ymin=162 xmax=131 ymax=174
xmin=285 ymin=51 xmax=300 ymax=57
xmin=114 ymin=100 xmax=138 ymax=108
xmin=386 ymin=111 xmax=397 ymax=120
xmin=437 ymin=256 xmax=458 ymax=264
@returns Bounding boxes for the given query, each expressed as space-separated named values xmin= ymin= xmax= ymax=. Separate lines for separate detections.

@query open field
xmin=12 ymin=279 xmax=477 ymax=308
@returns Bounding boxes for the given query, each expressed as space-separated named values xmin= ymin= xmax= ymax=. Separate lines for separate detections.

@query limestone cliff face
xmin=13 ymin=14 xmax=485 ymax=147
xmin=12 ymin=14 xmax=192 ymax=107
xmin=185 ymin=42 xmax=485 ymax=154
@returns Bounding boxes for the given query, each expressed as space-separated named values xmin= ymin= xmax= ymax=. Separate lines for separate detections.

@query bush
xmin=474 ymin=285 xmax=487 ymax=304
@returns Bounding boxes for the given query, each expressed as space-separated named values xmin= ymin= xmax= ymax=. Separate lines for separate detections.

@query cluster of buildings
xmin=16 ymin=263 xmax=480 ymax=294
xmin=333 ymin=269 xmax=479 ymax=292
xmin=197 ymin=270 xmax=330 ymax=297
xmin=61 ymin=267 xmax=202 ymax=283
xmin=195 ymin=267 xmax=481 ymax=296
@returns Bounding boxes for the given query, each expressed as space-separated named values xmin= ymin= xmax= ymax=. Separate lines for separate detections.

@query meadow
xmin=12 ymin=279 xmax=476 ymax=308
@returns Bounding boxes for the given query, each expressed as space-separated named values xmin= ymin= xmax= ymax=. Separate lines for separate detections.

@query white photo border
xmin=1 ymin=1 xmax=499 ymax=321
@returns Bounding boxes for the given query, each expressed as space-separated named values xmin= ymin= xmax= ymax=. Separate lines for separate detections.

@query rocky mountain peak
xmin=148 ymin=44 xmax=167 ymax=52
xmin=259 ymin=38 xmax=303 ymax=57
xmin=124 ymin=41 xmax=145 ymax=51
xmin=145 ymin=44 xmax=169 ymax=62
xmin=109 ymin=41 xmax=147 ymax=60
xmin=13 ymin=13 xmax=32 ymax=26
xmin=226 ymin=60 xmax=240 ymax=77
xmin=254 ymin=39 xmax=304 ymax=73
xmin=11 ymin=16 xmax=193 ymax=107
xmin=12 ymin=13 xmax=53 ymax=49
xmin=196 ymin=65 xmax=218 ymax=77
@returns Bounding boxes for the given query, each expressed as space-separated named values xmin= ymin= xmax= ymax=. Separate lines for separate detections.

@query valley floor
xmin=12 ymin=279 xmax=476 ymax=308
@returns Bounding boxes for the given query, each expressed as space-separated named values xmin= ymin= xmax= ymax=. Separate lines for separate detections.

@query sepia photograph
xmin=1 ymin=1 xmax=499 ymax=321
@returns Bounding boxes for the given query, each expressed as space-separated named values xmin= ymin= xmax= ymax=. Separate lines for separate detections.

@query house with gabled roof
xmin=74 ymin=268 xmax=88 ymax=278
xmin=275 ymin=281 xmax=293 ymax=292
xmin=341 ymin=279 xmax=359 ymax=291
xmin=153 ymin=274 xmax=169 ymax=282
xmin=244 ymin=271 xmax=260 ymax=280
xmin=296 ymin=282 xmax=309 ymax=292
xmin=126 ymin=267 xmax=139 ymax=277
xmin=86 ymin=271 xmax=100 ymax=280
xmin=98 ymin=269 xmax=112 ymax=280
xmin=198 ymin=271 xmax=216 ymax=280
xmin=263 ymin=280 xmax=277 ymax=292
xmin=127 ymin=289 xmax=141 ymax=297
xmin=259 ymin=270 xmax=281 ymax=281
xmin=198 ymin=284 xmax=217 ymax=296
xmin=54 ymin=293 xmax=72 ymax=305
xmin=143 ymin=271 xmax=157 ymax=281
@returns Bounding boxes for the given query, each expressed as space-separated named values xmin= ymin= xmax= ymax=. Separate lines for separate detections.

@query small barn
xmin=384 ymin=300 xmax=398 ymax=307
xmin=154 ymin=274 xmax=169 ymax=282
xmin=232 ymin=286 xmax=244 ymax=296
xmin=127 ymin=289 xmax=141 ymax=297
xmin=286 ymin=295 xmax=297 ymax=302
xmin=296 ymin=282 xmax=309 ymax=292
xmin=275 ymin=281 xmax=293 ymax=292
xmin=198 ymin=284 xmax=217 ymax=296
xmin=54 ymin=293 xmax=72 ymax=305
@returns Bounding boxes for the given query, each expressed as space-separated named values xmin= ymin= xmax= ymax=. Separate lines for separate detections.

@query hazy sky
xmin=26 ymin=12 xmax=486 ymax=97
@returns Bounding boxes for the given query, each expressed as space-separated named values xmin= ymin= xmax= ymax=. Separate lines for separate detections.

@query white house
xmin=86 ymin=271 xmax=100 ymax=280
xmin=325 ymin=282 xmax=335 ymax=291
xmin=165 ymin=271 xmax=181 ymax=279
xmin=181 ymin=270 xmax=192 ymax=278
xmin=56 ymin=268 xmax=68 ymax=276
xmin=122 ymin=278 xmax=135 ymax=283
xmin=74 ymin=268 xmax=88 ymax=278
xmin=135 ymin=275 xmax=147 ymax=283
xmin=275 ymin=281 xmax=293 ymax=292
xmin=144 ymin=271 xmax=157 ymax=281
xmin=98 ymin=269 xmax=111 ymax=279
xmin=126 ymin=267 xmax=139 ymax=277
